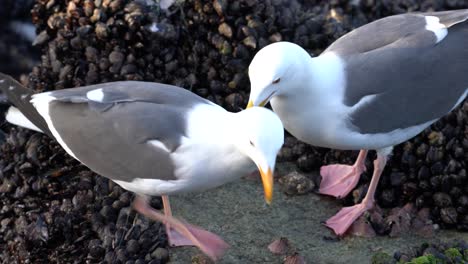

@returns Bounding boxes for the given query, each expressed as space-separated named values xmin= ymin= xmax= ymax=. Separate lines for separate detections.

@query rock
xmin=268 ymin=237 xmax=291 ymax=255
xmin=116 ymin=247 xmax=128 ymax=262
xmin=151 ymin=247 xmax=169 ymax=262
xmin=379 ymin=188 xmax=396 ymax=207
xmin=95 ymin=22 xmax=109 ymax=39
xmin=33 ymin=30 xmax=49 ymax=46
xmin=433 ymin=192 xmax=452 ymax=208
xmin=224 ymin=93 xmax=244 ymax=111
xmin=100 ymin=205 xmax=117 ymax=221
xmin=126 ymin=239 xmax=140 ymax=254
xmin=390 ymin=172 xmax=405 ymax=187
xmin=191 ymin=254 xmax=213 ymax=264
xmin=278 ymin=171 xmax=315 ymax=195
xmin=85 ymin=46 xmax=99 ymax=62
xmin=109 ymin=51 xmax=125 ymax=66
xmin=296 ymin=153 xmax=320 ymax=172
xmin=218 ymin=22 xmax=233 ymax=38
xmin=385 ymin=204 xmax=415 ymax=237
xmin=440 ymin=207 xmax=458 ymax=225
xmin=242 ymin=36 xmax=257 ymax=49
xmin=284 ymin=253 xmax=306 ymax=264
xmin=88 ymin=239 xmax=105 ymax=258
xmin=349 ymin=214 xmax=376 ymax=238
xmin=121 ymin=64 xmax=138 ymax=75
xmin=213 ymin=0 xmax=227 ymax=16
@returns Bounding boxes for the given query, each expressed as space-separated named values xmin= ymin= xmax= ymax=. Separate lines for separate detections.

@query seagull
xmin=246 ymin=9 xmax=468 ymax=236
xmin=0 ymin=73 xmax=285 ymax=260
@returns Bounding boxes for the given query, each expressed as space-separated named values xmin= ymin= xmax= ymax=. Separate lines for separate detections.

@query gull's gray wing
xmin=324 ymin=10 xmax=468 ymax=134
xmin=32 ymin=81 xmax=216 ymax=182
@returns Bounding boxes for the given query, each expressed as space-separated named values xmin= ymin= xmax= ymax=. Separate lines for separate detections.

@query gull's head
xmin=247 ymin=41 xmax=310 ymax=108
xmin=233 ymin=107 xmax=284 ymax=204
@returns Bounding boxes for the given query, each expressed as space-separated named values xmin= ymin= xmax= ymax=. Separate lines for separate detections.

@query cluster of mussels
xmin=0 ymin=129 xmax=168 ymax=262
xmin=1 ymin=0 xmax=468 ymax=262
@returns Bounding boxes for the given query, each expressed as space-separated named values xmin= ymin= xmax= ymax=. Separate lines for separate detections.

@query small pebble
xmin=278 ymin=171 xmax=315 ymax=195
xmin=151 ymin=247 xmax=169 ymax=262
xmin=126 ymin=239 xmax=140 ymax=254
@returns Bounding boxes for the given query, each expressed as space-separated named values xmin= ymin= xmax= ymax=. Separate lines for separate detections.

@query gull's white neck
xmin=309 ymin=52 xmax=346 ymax=104
xmin=277 ymin=52 xmax=345 ymax=105
xmin=184 ymin=104 xmax=242 ymax=146
xmin=173 ymin=105 xmax=254 ymax=191
xmin=270 ymin=51 xmax=348 ymax=147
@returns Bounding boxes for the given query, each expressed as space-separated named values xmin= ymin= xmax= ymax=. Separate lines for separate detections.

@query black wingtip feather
xmin=0 ymin=72 xmax=53 ymax=137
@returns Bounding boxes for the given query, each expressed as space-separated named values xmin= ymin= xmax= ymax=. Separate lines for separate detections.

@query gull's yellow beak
xmin=259 ymin=167 xmax=273 ymax=204
xmin=246 ymin=100 xmax=267 ymax=109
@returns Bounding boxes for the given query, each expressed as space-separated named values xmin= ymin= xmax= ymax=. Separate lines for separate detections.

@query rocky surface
xmin=0 ymin=128 xmax=168 ymax=263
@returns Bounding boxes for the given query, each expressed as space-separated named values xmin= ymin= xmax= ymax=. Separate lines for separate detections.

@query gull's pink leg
xmin=325 ymin=149 xmax=390 ymax=236
xmin=319 ymin=149 xmax=368 ymax=198
xmin=133 ymin=195 xmax=229 ymax=261
xmin=161 ymin=195 xmax=194 ymax=246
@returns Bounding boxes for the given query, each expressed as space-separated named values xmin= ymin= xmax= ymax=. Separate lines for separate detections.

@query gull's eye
xmin=272 ymin=78 xmax=281 ymax=84
xmin=249 ymin=140 xmax=255 ymax=147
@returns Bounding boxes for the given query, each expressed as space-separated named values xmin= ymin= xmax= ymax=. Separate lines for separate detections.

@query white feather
xmin=5 ymin=106 xmax=43 ymax=132
xmin=425 ymin=16 xmax=448 ymax=43
xmin=86 ymin=88 xmax=104 ymax=102
xmin=113 ymin=178 xmax=189 ymax=196
xmin=452 ymin=89 xmax=468 ymax=111
xmin=148 ymin=140 xmax=170 ymax=153
xmin=173 ymin=104 xmax=255 ymax=189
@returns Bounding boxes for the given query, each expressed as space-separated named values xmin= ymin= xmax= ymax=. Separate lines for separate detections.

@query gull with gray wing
xmin=0 ymin=73 xmax=285 ymax=260
xmin=247 ymin=9 xmax=468 ymax=236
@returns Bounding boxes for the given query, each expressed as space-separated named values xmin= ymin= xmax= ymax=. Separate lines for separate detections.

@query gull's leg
xmin=324 ymin=148 xmax=392 ymax=236
xmin=132 ymin=195 xmax=229 ymax=261
xmin=319 ymin=149 xmax=368 ymax=198
xmin=161 ymin=195 xmax=195 ymax=246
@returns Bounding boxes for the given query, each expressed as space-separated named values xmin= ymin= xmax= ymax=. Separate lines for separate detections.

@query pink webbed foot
xmin=325 ymin=201 xmax=374 ymax=236
xmin=319 ymin=164 xmax=365 ymax=198
xmin=167 ymin=226 xmax=194 ymax=246
xmin=325 ymin=148 xmax=390 ymax=236
xmin=133 ymin=196 xmax=230 ymax=261
xmin=319 ymin=150 xmax=368 ymax=198
xmin=165 ymin=223 xmax=230 ymax=260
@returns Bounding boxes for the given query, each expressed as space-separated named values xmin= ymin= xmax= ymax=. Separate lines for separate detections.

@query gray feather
xmin=424 ymin=9 xmax=468 ymax=27
xmin=324 ymin=11 xmax=468 ymax=134
xmin=46 ymin=81 xmax=214 ymax=182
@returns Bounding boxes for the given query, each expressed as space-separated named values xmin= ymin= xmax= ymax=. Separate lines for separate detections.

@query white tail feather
xmin=5 ymin=106 xmax=43 ymax=133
